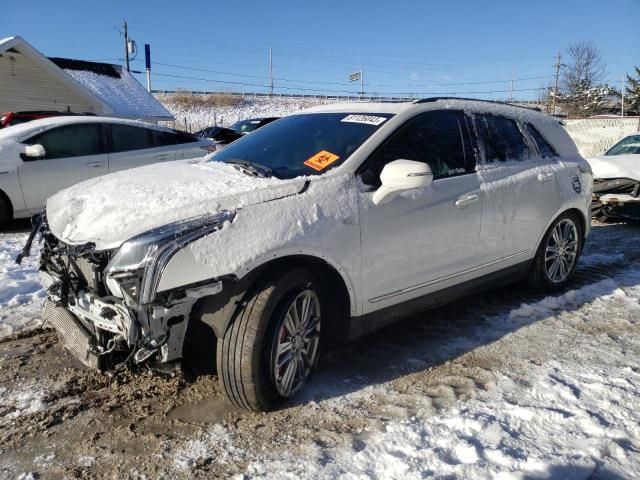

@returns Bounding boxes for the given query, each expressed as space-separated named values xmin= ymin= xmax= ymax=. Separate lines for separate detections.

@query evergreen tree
xmin=625 ymin=67 xmax=640 ymax=113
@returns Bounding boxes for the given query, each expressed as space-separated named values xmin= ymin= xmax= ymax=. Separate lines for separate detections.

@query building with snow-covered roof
xmin=0 ymin=36 xmax=172 ymax=122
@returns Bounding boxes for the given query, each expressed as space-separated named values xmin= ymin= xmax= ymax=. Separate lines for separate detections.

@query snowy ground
xmin=157 ymin=95 xmax=341 ymax=133
xmin=1 ymin=221 xmax=640 ymax=479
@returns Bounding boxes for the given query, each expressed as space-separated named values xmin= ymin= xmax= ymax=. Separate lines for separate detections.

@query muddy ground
xmin=1 ymin=221 xmax=639 ymax=479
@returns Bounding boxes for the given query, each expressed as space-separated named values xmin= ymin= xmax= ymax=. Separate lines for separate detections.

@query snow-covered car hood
xmin=586 ymin=154 xmax=640 ymax=181
xmin=46 ymin=159 xmax=306 ymax=250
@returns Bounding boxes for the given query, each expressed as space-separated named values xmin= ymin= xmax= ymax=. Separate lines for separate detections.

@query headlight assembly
xmin=105 ymin=211 xmax=235 ymax=304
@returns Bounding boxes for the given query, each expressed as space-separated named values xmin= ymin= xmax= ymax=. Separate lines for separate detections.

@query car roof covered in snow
xmin=0 ymin=115 xmax=183 ymax=142
xmin=300 ymin=102 xmax=413 ymax=115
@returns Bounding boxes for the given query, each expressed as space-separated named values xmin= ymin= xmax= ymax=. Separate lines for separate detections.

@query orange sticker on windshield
xmin=304 ymin=150 xmax=340 ymax=171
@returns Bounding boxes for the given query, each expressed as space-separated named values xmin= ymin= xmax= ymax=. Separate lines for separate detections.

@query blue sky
xmin=3 ymin=0 xmax=639 ymax=100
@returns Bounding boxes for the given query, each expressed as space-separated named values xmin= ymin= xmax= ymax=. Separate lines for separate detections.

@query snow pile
xmin=0 ymin=234 xmax=45 ymax=339
xmin=0 ymin=383 xmax=48 ymax=419
xmin=173 ymin=424 xmax=246 ymax=470
xmin=46 ymin=159 xmax=303 ymax=249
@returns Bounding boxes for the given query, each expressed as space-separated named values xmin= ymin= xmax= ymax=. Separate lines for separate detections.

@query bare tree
xmin=560 ymin=41 xmax=607 ymax=116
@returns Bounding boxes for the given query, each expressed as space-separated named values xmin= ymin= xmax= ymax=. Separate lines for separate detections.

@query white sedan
xmin=0 ymin=116 xmax=215 ymax=226
xmin=587 ymin=133 xmax=640 ymax=221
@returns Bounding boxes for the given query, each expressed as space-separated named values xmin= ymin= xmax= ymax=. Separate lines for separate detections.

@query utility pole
xmin=269 ymin=45 xmax=273 ymax=97
xmin=552 ymin=52 xmax=562 ymax=115
xmin=621 ymin=74 xmax=626 ymax=117
xmin=123 ymin=20 xmax=130 ymax=72
xmin=509 ymin=69 xmax=515 ymax=102
xmin=144 ymin=44 xmax=151 ymax=93
xmin=360 ymin=65 xmax=364 ymax=98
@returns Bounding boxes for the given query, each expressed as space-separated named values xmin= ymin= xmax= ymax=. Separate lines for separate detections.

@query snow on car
xmin=0 ymin=116 xmax=215 ymax=226
xmin=587 ymin=133 xmax=640 ymax=221
xmin=21 ymin=98 xmax=592 ymax=411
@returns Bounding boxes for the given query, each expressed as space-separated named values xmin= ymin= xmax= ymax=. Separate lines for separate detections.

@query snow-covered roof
xmin=302 ymin=102 xmax=413 ymax=114
xmin=0 ymin=115 xmax=179 ymax=142
xmin=0 ymin=36 xmax=173 ymax=122
xmin=50 ymin=58 xmax=173 ymax=121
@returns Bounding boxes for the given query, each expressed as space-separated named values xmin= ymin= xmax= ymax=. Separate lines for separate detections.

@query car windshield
xmin=606 ymin=135 xmax=640 ymax=156
xmin=212 ymin=113 xmax=393 ymax=179
xmin=230 ymin=119 xmax=262 ymax=133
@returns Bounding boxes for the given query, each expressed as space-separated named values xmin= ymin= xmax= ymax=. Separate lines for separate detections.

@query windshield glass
xmin=606 ymin=135 xmax=640 ymax=156
xmin=230 ymin=119 xmax=262 ymax=133
xmin=212 ymin=113 xmax=393 ymax=179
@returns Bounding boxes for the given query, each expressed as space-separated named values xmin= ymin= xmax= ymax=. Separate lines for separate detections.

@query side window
xmin=523 ymin=123 xmax=557 ymax=158
xmin=151 ymin=129 xmax=197 ymax=147
xmin=109 ymin=124 xmax=155 ymax=152
xmin=360 ymin=110 xmax=471 ymax=186
xmin=25 ymin=124 xmax=104 ymax=159
xmin=472 ymin=114 xmax=530 ymax=163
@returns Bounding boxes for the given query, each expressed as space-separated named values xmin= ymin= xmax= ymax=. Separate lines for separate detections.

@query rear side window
xmin=25 ymin=123 xmax=104 ymax=159
xmin=360 ymin=110 xmax=472 ymax=186
xmin=151 ymin=129 xmax=198 ymax=147
xmin=109 ymin=124 xmax=155 ymax=152
xmin=524 ymin=123 xmax=557 ymax=158
xmin=472 ymin=114 xmax=530 ymax=163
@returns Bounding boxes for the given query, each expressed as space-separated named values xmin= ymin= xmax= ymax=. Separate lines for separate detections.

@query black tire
xmin=0 ymin=195 xmax=11 ymax=229
xmin=216 ymin=269 xmax=322 ymax=411
xmin=528 ymin=212 xmax=583 ymax=291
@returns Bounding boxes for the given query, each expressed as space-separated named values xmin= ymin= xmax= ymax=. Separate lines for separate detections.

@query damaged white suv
xmin=22 ymin=98 xmax=592 ymax=411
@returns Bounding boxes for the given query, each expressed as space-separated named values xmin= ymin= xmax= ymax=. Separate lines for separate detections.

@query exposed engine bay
xmin=24 ymin=215 xmax=223 ymax=371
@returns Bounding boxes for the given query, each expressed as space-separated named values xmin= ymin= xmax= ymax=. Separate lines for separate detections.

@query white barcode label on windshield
xmin=341 ymin=115 xmax=387 ymax=126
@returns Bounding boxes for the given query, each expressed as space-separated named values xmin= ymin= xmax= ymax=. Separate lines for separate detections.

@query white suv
xmin=0 ymin=116 xmax=214 ymax=226
xmin=25 ymin=98 xmax=592 ymax=411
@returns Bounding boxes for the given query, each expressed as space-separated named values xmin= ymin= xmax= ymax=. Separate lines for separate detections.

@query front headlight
xmin=105 ymin=211 xmax=235 ymax=304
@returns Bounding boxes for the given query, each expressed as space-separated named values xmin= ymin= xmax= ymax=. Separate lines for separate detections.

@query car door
xmin=471 ymin=113 xmax=561 ymax=264
xmin=107 ymin=124 xmax=178 ymax=173
xmin=358 ymin=110 xmax=482 ymax=313
xmin=17 ymin=123 xmax=108 ymax=211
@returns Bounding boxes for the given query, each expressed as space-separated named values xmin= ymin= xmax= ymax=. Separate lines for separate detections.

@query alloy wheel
xmin=271 ymin=289 xmax=321 ymax=397
xmin=544 ymin=219 xmax=579 ymax=283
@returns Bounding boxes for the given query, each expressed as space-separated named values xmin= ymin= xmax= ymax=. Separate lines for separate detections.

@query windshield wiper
xmin=226 ymin=159 xmax=273 ymax=178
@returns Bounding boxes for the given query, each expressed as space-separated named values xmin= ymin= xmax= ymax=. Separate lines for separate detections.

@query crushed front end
xmin=592 ymin=177 xmax=640 ymax=221
xmin=28 ymin=212 xmax=233 ymax=371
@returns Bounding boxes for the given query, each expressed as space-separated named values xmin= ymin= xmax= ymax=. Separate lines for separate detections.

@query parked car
xmin=0 ymin=110 xmax=96 ymax=129
xmin=194 ymin=125 xmax=244 ymax=148
xmin=229 ymin=116 xmax=279 ymax=133
xmin=24 ymin=98 xmax=592 ymax=411
xmin=0 ymin=116 xmax=215 ymax=226
xmin=587 ymin=133 xmax=640 ymax=221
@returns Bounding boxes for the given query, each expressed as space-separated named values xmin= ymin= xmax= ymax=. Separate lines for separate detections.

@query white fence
xmin=564 ymin=117 xmax=640 ymax=157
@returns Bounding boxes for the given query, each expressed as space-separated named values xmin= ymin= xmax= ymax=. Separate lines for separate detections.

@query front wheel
xmin=528 ymin=212 xmax=583 ymax=291
xmin=217 ymin=269 xmax=322 ymax=411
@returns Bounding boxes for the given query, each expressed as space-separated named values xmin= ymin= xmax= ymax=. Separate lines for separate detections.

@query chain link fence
xmin=564 ymin=117 xmax=640 ymax=157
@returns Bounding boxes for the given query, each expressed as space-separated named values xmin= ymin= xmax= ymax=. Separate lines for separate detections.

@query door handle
xmin=153 ymin=154 xmax=171 ymax=160
xmin=537 ymin=172 xmax=555 ymax=182
xmin=86 ymin=161 xmax=105 ymax=168
xmin=455 ymin=193 xmax=479 ymax=208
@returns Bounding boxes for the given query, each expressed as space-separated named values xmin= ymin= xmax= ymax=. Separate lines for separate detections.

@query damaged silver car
xmin=18 ymin=98 xmax=592 ymax=411
xmin=587 ymin=133 xmax=640 ymax=221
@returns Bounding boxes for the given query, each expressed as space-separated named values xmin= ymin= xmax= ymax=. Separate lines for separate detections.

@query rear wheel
xmin=216 ymin=269 xmax=322 ymax=411
xmin=528 ymin=212 xmax=583 ymax=291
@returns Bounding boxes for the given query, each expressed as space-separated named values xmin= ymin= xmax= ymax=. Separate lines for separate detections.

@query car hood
xmin=586 ymin=154 xmax=640 ymax=181
xmin=46 ymin=159 xmax=306 ymax=250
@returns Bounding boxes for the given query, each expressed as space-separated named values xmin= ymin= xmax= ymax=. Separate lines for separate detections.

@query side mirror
xmin=372 ymin=159 xmax=433 ymax=205
xmin=23 ymin=144 xmax=46 ymax=160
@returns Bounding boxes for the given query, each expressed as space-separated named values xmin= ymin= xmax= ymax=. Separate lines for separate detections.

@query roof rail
xmin=413 ymin=97 xmax=541 ymax=111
